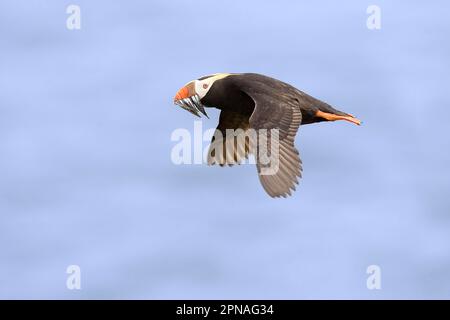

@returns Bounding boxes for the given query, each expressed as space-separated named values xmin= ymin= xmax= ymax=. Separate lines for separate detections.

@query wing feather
xmin=207 ymin=73 xmax=303 ymax=198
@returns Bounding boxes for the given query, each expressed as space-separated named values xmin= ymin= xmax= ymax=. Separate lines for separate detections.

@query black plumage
xmin=174 ymin=73 xmax=360 ymax=198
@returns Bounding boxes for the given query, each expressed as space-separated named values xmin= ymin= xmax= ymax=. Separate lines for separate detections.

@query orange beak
xmin=174 ymin=86 xmax=189 ymax=102
xmin=173 ymin=81 xmax=196 ymax=102
xmin=173 ymin=81 xmax=209 ymax=118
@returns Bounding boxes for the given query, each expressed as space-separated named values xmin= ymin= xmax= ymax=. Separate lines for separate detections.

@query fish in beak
xmin=173 ymin=82 xmax=208 ymax=118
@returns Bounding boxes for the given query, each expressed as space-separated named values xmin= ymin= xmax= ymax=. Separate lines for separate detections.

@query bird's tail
xmin=304 ymin=94 xmax=361 ymax=126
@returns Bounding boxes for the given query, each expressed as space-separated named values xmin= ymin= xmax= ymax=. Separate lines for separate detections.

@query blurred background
xmin=0 ymin=0 xmax=449 ymax=299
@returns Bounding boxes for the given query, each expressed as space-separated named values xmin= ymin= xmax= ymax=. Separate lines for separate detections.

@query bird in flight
xmin=173 ymin=73 xmax=361 ymax=198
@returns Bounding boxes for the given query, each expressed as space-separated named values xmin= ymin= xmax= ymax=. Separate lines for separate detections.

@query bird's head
xmin=173 ymin=73 xmax=231 ymax=118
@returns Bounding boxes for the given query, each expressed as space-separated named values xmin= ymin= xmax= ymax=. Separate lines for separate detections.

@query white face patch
xmin=194 ymin=73 xmax=232 ymax=100
xmin=194 ymin=78 xmax=214 ymax=100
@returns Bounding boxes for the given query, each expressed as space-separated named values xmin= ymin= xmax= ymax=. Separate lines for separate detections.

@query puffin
xmin=173 ymin=73 xmax=361 ymax=198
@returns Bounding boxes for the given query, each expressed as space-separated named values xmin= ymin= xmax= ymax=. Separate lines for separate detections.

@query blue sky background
xmin=1 ymin=0 xmax=449 ymax=299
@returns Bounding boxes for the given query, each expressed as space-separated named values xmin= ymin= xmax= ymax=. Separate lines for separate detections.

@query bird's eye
xmin=203 ymin=84 xmax=208 ymax=89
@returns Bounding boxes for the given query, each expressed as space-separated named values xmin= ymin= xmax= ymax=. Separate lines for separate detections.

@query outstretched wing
xmin=248 ymin=92 xmax=302 ymax=198
xmin=207 ymin=73 xmax=303 ymax=198
xmin=235 ymin=74 xmax=303 ymax=198
xmin=207 ymin=110 xmax=251 ymax=166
